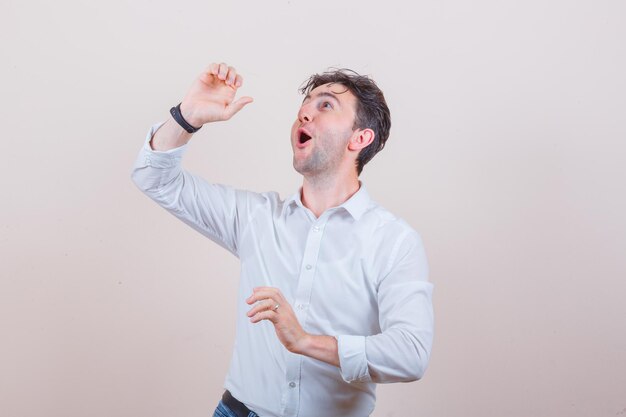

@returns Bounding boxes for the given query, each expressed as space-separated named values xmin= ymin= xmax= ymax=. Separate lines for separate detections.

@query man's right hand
xmin=149 ymin=62 xmax=253 ymax=151
xmin=180 ymin=63 xmax=254 ymax=127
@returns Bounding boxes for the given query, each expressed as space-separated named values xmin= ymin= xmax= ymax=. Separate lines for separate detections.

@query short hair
xmin=299 ymin=69 xmax=391 ymax=175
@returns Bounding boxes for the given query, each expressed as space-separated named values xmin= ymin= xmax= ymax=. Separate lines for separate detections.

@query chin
xmin=292 ymin=159 xmax=306 ymax=175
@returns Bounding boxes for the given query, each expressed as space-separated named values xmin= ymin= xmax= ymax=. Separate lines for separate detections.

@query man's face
xmin=291 ymin=83 xmax=359 ymax=176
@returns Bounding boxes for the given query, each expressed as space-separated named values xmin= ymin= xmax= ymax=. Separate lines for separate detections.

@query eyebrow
xmin=302 ymin=91 xmax=342 ymax=105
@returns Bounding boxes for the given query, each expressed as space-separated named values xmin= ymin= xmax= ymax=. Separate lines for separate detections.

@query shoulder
xmin=361 ymin=202 xmax=428 ymax=279
xmin=234 ymin=189 xmax=291 ymax=218
xmin=242 ymin=189 xmax=281 ymax=205
xmin=363 ymin=201 xmax=423 ymax=244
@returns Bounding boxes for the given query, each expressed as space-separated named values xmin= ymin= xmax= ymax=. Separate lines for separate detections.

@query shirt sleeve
xmin=130 ymin=122 xmax=255 ymax=257
xmin=336 ymin=230 xmax=434 ymax=383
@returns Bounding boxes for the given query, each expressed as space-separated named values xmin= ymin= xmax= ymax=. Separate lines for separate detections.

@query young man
xmin=132 ymin=63 xmax=434 ymax=417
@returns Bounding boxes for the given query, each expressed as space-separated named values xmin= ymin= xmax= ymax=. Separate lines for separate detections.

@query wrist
xmin=150 ymin=118 xmax=193 ymax=151
xmin=290 ymin=333 xmax=312 ymax=355
xmin=179 ymin=101 xmax=204 ymax=129
xmin=291 ymin=334 xmax=340 ymax=367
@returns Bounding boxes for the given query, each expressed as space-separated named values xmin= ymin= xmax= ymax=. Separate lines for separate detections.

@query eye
xmin=320 ymin=101 xmax=333 ymax=110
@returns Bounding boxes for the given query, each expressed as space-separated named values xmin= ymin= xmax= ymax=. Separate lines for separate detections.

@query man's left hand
xmin=246 ymin=287 xmax=308 ymax=353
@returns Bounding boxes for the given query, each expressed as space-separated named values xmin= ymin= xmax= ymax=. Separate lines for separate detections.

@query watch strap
xmin=170 ymin=103 xmax=201 ymax=133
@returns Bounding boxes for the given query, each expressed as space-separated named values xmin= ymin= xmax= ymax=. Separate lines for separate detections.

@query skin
xmin=150 ymin=63 xmax=375 ymax=368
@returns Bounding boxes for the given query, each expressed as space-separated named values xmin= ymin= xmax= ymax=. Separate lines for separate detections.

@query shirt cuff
xmin=336 ymin=335 xmax=371 ymax=383
xmin=138 ymin=122 xmax=189 ymax=168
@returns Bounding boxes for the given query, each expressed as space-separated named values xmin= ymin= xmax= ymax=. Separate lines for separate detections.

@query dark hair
xmin=299 ymin=69 xmax=391 ymax=175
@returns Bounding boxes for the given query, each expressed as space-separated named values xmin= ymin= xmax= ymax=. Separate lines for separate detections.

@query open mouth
xmin=299 ymin=131 xmax=312 ymax=144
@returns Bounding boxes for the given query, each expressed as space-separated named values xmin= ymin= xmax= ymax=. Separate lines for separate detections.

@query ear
xmin=347 ymin=128 xmax=375 ymax=152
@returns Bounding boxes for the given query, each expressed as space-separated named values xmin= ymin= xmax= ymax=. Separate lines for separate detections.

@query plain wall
xmin=2 ymin=0 xmax=625 ymax=416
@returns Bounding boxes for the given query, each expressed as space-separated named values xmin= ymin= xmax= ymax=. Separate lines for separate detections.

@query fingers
xmin=247 ymin=298 xmax=279 ymax=318
xmin=208 ymin=62 xmax=219 ymax=75
xmin=246 ymin=287 xmax=285 ymax=305
xmin=249 ymin=309 xmax=278 ymax=324
xmin=207 ymin=62 xmax=243 ymax=87
xmin=246 ymin=287 xmax=286 ymax=323
xmin=223 ymin=96 xmax=254 ymax=120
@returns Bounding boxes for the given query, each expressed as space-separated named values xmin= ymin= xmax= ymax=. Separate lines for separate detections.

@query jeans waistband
xmin=222 ymin=390 xmax=255 ymax=417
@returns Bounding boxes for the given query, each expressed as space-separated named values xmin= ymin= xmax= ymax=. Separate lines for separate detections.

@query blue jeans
xmin=212 ymin=400 xmax=259 ymax=417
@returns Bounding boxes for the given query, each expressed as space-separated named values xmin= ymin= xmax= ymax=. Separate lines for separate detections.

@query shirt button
xmin=289 ymin=381 xmax=296 ymax=388
xmin=297 ymin=304 xmax=306 ymax=310
xmin=313 ymin=226 xmax=320 ymax=232
xmin=305 ymin=264 xmax=312 ymax=270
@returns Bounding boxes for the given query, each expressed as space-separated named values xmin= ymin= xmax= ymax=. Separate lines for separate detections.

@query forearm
xmin=150 ymin=116 xmax=195 ymax=151
xmin=362 ymin=326 xmax=432 ymax=382
xmin=295 ymin=334 xmax=340 ymax=368
xmin=296 ymin=328 xmax=431 ymax=382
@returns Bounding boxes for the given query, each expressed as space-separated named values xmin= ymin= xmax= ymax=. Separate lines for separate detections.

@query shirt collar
xmin=282 ymin=182 xmax=371 ymax=221
xmin=340 ymin=182 xmax=371 ymax=220
xmin=282 ymin=191 xmax=301 ymax=217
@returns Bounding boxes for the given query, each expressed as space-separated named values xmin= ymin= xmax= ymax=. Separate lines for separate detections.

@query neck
xmin=301 ymin=171 xmax=360 ymax=218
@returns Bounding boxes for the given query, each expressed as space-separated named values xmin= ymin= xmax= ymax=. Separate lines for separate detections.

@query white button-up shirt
xmin=132 ymin=123 xmax=434 ymax=417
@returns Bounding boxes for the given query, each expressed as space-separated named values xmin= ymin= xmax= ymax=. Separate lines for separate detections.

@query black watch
xmin=170 ymin=103 xmax=201 ymax=133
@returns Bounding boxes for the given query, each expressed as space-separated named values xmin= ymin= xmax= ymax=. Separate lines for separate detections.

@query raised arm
xmin=131 ymin=63 xmax=257 ymax=256
xmin=150 ymin=63 xmax=253 ymax=151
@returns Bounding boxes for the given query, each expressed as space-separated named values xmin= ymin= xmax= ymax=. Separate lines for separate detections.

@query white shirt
xmin=131 ymin=123 xmax=434 ymax=417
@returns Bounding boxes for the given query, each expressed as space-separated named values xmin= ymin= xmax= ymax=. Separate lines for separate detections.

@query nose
xmin=298 ymin=104 xmax=312 ymax=123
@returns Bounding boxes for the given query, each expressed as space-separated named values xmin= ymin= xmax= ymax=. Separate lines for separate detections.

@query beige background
xmin=2 ymin=0 xmax=625 ymax=416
